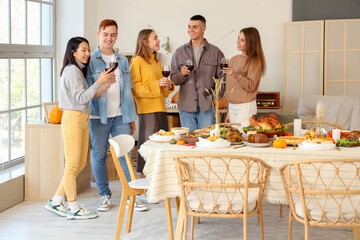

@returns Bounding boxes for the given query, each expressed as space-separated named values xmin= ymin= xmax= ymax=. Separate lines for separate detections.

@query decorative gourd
xmin=49 ymin=105 xmax=63 ymax=124
xmin=171 ymin=90 xmax=179 ymax=104
xmin=273 ymin=139 xmax=287 ymax=148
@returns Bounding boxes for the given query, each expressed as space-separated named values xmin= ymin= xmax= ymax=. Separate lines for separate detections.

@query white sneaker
xmin=97 ymin=195 xmax=111 ymax=212
xmin=67 ymin=205 xmax=98 ymax=220
xmin=127 ymin=197 xmax=148 ymax=212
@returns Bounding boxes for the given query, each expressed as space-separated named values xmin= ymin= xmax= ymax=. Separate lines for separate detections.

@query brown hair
xmin=98 ymin=19 xmax=118 ymax=32
xmin=241 ymin=27 xmax=266 ymax=75
xmin=133 ymin=29 xmax=158 ymax=64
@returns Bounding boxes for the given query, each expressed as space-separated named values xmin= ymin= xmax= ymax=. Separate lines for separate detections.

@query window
xmin=0 ymin=0 xmax=55 ymax=166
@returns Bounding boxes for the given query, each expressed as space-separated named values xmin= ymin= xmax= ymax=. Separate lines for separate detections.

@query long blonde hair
xmin=241 ymin=27 xmax=266 ymax=75
xmin=133 ymin=29 xmax=158 ymax=64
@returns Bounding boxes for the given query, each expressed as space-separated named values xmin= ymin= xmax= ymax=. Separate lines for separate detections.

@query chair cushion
xmin=186 ymin=190 xmax=258 ymax=213
xmin=294 ymin=195 xmax=360 ymax=222
xmin=129 ymin=178 xmax=150 ymax=190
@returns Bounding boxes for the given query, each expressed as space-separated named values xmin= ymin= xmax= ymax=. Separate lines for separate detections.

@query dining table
xmin=139 ymin=140 xmax=360 ymax=239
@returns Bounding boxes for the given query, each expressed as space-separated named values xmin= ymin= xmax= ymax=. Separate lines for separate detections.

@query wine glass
xmin=106 ymin=55 xmax=118 ymax=73
xmin=162 ymin=65 xmax=170 ymax=78
xmin=185 ymin=59 xmax=194 ymax=83
xmin=220 ymin=57 xmax=228 ymax=71
xmin=104 ymin=55 xmax=118 ymax=87
xmin=162 ymin=65 xmax=171 ymax=90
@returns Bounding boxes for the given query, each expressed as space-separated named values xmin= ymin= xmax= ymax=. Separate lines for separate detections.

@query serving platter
xmin=244 ymin=142 xmax=272 ymax=148
xmin=298 ymin=142 xmax=336 ymax=151
xmin=149 ymin=134 xmax=175 ymax=143
xmin=195 ymin=141 xmax=231 ymax=149
xmin=244 ymin=130 xmax=287 ymax=138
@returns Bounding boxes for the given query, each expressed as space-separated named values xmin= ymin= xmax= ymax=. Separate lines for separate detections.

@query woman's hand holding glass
xmin=96 ymin=68 xmax=116 ymax=89
xmin=159 ymin=77 xmax=172 ymax=90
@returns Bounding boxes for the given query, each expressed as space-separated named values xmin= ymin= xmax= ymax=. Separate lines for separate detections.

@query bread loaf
xmin=246 ymin=133 xmax=269 ymax=143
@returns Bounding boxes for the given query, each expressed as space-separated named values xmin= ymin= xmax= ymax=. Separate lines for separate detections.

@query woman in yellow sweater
xmin=130 ymin=29 xmax=174 ymax=172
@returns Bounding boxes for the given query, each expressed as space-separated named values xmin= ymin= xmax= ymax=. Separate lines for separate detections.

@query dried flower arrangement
xmin=315 ymin=102 xmax=327 ymax=136
xmin=205 ymin=77 xmax=224 ymax=124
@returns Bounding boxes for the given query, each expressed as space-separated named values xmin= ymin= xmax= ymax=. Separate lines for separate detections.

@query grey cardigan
xmin=59 ymin=61 xmax=100 ymax=114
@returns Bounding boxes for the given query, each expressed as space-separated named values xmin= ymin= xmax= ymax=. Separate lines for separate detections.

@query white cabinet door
xmin=283 ymin=21 xmax=324 ymax=112
xmin=325 ymin=19 xmax=360 ymax=97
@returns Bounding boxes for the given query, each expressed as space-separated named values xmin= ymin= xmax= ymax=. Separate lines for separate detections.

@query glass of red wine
xmin=162 ymin=65 xmax=172 ymax=90
xmin=220 ymin=57 xmax=228 ymax=71
xmin=104 ymin=55 xmax=118 ymax=87
xmin=162 ymin=65 xmax=170 ymax=78
xmin=105 ymin=55 xmax=118 ymax=73
xmin=185 ymin=59 xmax=194 ymax=83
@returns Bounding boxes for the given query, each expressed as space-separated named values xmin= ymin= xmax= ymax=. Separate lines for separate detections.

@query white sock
xmin=51 ymin=194 xmax=64 ymax=205
xmin=68 ymin=201 xmax=79 ymax=211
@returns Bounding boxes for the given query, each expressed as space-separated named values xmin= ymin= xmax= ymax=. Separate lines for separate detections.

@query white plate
xmin=244 ymin=142 xmax=272 ymax=148
xmin=149 ymin=134 xmax=175 ymax=143
xmin=298 ymin=142 xmax=336 ymax=151
xmin=195 ymin=141 xmax=231 ymax=149
xmin=171 ymin=127 xmax=189 ymax=135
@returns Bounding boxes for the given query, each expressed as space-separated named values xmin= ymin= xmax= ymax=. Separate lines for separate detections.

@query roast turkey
xmin=249 ymin=113 xmax=284 ymax=130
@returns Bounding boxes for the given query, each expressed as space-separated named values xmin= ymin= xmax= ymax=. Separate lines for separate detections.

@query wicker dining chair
xmin=108 ymin=134 xmax=149 ymax=240
xmin=174 ymin=154 xmax=271 ymax=240
xmin=284 ymin=121 xmax=345 ymax=132
xmin=279 ymin=159 xmax=360 ymax=240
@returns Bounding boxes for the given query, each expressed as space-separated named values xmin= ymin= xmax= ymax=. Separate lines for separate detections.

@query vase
xmin=210 ymin=124 xmax=221 ymax=137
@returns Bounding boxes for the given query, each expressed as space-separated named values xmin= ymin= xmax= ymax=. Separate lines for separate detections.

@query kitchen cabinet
xmin=25 ymin=121 xmax=90 ymax=201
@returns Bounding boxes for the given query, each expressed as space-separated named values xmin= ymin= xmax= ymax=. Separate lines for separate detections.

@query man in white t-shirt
xmin=86 ymin=19 xmax=147 ymax=212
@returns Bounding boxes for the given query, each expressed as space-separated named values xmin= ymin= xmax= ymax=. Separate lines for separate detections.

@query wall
xmin=56 ymin=0 xmax=292 ymax=101
xmin=55 ymin=0 xmax=85 ymax=97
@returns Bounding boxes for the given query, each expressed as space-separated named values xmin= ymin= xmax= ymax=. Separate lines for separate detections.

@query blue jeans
xmin=179 ymin=106 xmax=215 ymax=132
xmin=89 ymin=115 xmax=133 ymax=197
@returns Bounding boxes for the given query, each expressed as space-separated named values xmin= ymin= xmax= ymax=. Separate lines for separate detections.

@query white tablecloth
xmin=139 ymin=141 xmax=360 ymax=204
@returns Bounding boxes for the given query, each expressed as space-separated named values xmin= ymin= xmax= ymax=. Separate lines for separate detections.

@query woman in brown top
xmin=223 ymin=27 xmax=266 ymax=123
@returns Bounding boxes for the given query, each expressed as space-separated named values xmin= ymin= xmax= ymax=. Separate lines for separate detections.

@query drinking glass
xmin=220 ymin=57 xmax=228 ymax=70
xmin=162 ymin=65 xmax=170 ymax=78
xmin=185 ymin=59 xmax=194 ymax=83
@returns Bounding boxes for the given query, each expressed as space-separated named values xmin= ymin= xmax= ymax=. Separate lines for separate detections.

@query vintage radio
xmin=256 ymin=92 xmax=280 ymax=109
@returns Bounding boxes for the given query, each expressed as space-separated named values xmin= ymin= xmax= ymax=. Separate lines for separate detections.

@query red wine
xmin=105 ymin=62 xmax=118 ymax=73
xmin=220 ymin=63 xmax=228 ymax=70
xmin=162 ymin=71 xmax=170 ymax=77
xmin=186 ymin=65 xmax=194 ymax=72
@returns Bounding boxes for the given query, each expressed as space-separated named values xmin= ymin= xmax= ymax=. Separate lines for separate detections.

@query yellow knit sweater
xmin=130 ymin=55 xmax=174 ymax=114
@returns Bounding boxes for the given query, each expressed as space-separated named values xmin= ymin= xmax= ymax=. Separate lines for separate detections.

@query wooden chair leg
xmin=115 ymin=193 xmax=128 ymax=240
xmin=164 ymin=198 xmax=174 ymax=240
xmin=352 ymin=227 xmax=360 ymax=240
xmin=304 ymin=224 xmax=309 ymax=240
xmin=183 ymin=215 xmax=188 ymax=240
xmin=175 ymin=200 xmax=186 ymax=240
xmin=174 ymin=196 xmax=180 ymax=214
xmin=258 ymin=205 xmax=264 ymax=240
xmin=126 ymin=195 xmax=135 ymax=233
xmin=190 ymin=216 xmax=195 ymax=240
xmin=280 ymin=204 xmax=283 ymax=218
xmin=243 ymin=213 xmax=248 ymax=240
xmin=288 ymin=210 xmax=293 ymax=240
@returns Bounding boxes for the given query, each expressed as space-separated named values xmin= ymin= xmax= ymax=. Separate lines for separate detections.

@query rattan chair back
xmin=174 ymin=154 xmax=270 ymax=240
xmin=280 ymin=158 xmax=360 ymax=239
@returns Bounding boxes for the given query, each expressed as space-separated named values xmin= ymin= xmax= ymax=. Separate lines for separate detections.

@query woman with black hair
xmin=44 ymin=37 xmax=114 ymax=220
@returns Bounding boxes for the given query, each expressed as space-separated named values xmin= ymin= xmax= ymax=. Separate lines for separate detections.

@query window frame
xmin=0 ymin=0 xmax=56 ymax=168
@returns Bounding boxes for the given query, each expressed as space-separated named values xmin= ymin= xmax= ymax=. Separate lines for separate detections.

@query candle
xmin=332 ymin=129 xmax=341 ymax=142
xmin=294 ymin=119 xmax=302 ymax=136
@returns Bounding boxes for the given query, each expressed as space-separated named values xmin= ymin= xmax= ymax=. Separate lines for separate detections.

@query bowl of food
xmin=171 ymin=127 xmax=189 ymax=136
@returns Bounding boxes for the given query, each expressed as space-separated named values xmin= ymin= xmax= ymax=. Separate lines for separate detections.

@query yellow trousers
xmin=55 ymin=110 xmax=89 ymax=202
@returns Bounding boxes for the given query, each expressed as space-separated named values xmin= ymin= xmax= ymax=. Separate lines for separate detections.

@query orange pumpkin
xmin=273 ymin=139 xmax=287 ymax=148
xmin=49 ymin=105 xmax=63 ymax=124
